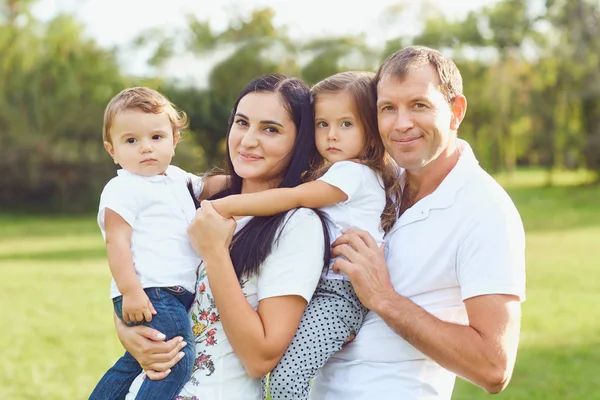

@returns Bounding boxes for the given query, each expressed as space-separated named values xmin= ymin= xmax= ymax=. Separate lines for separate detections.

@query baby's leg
xmin=265 ymin=279 xmax=367 ymax=400
xmin=135 ymin=287 xmax=195 ymax=400
xmin=89 ymin=297 xmax=144 ymax=400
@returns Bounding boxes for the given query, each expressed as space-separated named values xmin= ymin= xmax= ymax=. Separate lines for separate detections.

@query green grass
xmin=1 ymin=168 xmax=598 ymax=399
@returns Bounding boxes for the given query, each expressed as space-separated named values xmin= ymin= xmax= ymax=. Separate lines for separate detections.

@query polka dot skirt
xmin=263 ymin=279 xmax=368 ymax=399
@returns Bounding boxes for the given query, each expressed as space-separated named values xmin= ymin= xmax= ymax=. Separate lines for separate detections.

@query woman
xmin=113 ymin=74 xmax=330 ymax=399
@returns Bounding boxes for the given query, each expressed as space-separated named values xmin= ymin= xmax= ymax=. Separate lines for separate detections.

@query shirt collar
xmin=392 ymin=139 xmax=479 ymax=229
xmin=117 ymin=166 xmax=172 ymax=183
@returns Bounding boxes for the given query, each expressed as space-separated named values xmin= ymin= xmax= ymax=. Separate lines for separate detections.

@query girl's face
xmin=314 ymin=91 xmax=365 ymax=165
xmin=228 ymin=92 xmax=297 ymax=193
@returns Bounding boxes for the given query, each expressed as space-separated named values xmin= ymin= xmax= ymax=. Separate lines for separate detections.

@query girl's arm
xmin=105 ymin=209 xmax=156 ymax=323
xmin=212 ymin=180 xmax=347 ymax=218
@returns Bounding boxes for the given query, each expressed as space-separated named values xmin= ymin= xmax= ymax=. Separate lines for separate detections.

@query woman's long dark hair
xmin=209 ymin=74 xmax=330 ymax=280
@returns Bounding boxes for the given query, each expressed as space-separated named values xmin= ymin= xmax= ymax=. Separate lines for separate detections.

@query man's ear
xmin=104 ymin=141 xmax=118 ymax=164
xmin=450 ymin=94 xmax=467 ymax=131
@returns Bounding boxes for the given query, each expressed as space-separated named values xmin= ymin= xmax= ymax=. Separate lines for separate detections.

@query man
xmin=310 ymin=46 xmax=526 ymax=399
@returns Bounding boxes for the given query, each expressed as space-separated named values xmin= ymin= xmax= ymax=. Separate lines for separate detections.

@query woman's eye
xmin=126 ymin=138 xmax=136 ymax=144
xmin=265 ymin=126 xmax=279 ymax=134
xmin=235 ymin=119 xmax=248 ymax=127
xmin=381 ymin=105 xmax=395 ymax=112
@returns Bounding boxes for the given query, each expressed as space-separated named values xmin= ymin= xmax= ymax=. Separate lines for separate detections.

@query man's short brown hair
xmin=102 ymin=87 xmax=188 ymax=143
xmin=374 ymin=45 xmax=463 ymax=105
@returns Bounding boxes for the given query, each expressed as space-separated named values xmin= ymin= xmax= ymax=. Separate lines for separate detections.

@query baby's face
xmin=104 ymin=109 xmax=179 ymax=177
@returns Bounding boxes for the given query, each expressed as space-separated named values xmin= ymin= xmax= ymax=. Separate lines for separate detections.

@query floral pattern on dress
xmin=190 ymin=266 xmax=219 ymax=376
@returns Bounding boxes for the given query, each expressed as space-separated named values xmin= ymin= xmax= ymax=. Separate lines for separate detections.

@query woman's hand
xmin=188 ymin=200 xmax=236 ymax=260
xmin=114 ymin=315 xmax=187 ymax=380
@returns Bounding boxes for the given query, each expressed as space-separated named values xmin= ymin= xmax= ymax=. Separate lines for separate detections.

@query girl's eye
xmin=316 ymin=121 xmax=328 ymax=128
xmin=235 ymin=119 xmax=248 ymax=127
xmin=126 ymin=138 xmax=136 ymax=144
xmin=341 ymin=121 xmax=352 ymax=128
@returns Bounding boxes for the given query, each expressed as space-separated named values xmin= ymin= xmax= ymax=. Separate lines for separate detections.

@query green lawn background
xmin=1 ymin=169 xmax=598 ymax=399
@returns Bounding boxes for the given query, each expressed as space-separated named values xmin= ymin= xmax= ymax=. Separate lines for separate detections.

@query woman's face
xmin=228 ymin=92 xmax=297 ymax=193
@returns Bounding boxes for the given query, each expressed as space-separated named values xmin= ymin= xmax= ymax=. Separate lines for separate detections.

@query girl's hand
xmin=188 ymin=200 xmax=236 ymax=260
xmin=122 ymin=289 xmax=156 ymax=324
xmin=114 ymin=315 xmax=187 ymax=380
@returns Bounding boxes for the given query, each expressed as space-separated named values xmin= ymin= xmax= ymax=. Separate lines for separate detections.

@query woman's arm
xmin=188 ymin=202 xmax=324 ymax=378
xmin=212 ymin=180 xmax=347 ymax=218
xmin=200 ymin=175 xmax=228 ymax=201
xmin=113 ymin=314 xmax=188 ymax=380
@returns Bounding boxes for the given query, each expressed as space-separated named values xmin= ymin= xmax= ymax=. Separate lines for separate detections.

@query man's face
xmin=376 ymin=65 xmax=458 ymax=172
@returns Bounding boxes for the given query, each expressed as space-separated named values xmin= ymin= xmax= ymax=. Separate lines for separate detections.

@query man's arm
xmin=374 ymin=289 xmax=521 ymax=393
xmin=332 ymin=230 xmax=522 ymax=394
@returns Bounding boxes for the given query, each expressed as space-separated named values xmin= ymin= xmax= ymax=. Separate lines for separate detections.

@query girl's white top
xmin=317 ymin=161 xmax=386 ymax=280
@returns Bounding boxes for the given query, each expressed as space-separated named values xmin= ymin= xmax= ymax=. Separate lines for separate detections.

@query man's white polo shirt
xmin=311 ymin=140 xmax=526 ymax=400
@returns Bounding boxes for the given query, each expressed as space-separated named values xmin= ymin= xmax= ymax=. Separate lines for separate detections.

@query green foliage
xmin=2 ymin=0 xmax=600 ymax=213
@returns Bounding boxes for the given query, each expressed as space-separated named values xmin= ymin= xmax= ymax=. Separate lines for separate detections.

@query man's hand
xmin=332 ymin=229 xmax=397 ymax=312
xmin=122 ymin=289 xmax=157 ymax=324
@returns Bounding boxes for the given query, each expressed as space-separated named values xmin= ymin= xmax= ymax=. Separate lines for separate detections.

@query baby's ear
xmin=104 ymin=141 xmax=117 ymax=164
xmin=173 ymin=131 xmax=181 ymax=148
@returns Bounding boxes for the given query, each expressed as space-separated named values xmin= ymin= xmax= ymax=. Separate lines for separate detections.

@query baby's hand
xmin=122 ymin=289 xmax=157 ymax=324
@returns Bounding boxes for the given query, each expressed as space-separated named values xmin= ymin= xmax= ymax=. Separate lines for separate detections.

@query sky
xmin=32 ymin=0 xmax=499 ymax=84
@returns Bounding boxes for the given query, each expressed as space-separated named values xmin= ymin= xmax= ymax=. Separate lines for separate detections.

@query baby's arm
xmin=104 ymin=209 xmax=156 ymax=323
xmin=212 ymin=180 xmax=347 ymax=218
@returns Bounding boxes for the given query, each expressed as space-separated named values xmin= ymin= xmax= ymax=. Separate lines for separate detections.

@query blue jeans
xmin=90 ymin=286 xmax=195 ymax=400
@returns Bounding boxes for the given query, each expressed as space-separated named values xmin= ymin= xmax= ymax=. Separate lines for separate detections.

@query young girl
xmin=210 ymin=71 xmax=400 ymax=399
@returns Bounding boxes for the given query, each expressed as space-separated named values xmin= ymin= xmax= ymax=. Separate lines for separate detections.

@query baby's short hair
xmin=102 ymin=87 xmax=188 ymax=143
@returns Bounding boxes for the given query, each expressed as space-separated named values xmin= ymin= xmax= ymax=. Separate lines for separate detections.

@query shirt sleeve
xmin=457 ymin=200 xmax=526 ymax=301
xmin=318 ymin=161 xmax=367 ymax=201
xmin=186 ymin=172 xmax=205 ymax=198
xmin=257 ymin=208 xmax=326 ymax=302
xmin=97 ymin=177 xmax=140 ymax=237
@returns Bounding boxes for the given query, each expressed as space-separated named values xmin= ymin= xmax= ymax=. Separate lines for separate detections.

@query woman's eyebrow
xmin=260 ymin=120 xmax=284 ymax=127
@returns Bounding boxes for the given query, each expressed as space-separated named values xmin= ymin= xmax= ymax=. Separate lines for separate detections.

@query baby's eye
xmin=126 ymin=138 xmax=136 ymax=144
xmin=152 ymin=134 xmax=163 ymax=140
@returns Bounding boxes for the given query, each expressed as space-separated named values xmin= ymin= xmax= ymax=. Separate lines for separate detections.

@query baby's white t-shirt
xmin=97 ymin=165 xmax=203 ymax=298
xmin=317 ymin=161 xmax=386 ymax=279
